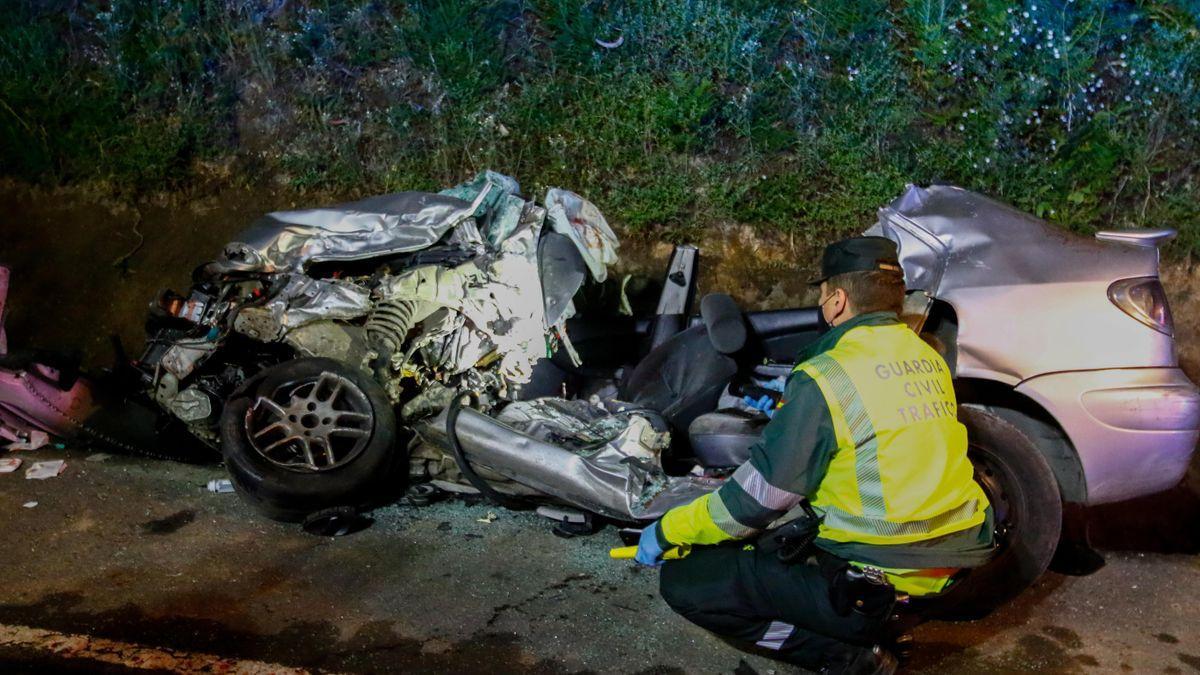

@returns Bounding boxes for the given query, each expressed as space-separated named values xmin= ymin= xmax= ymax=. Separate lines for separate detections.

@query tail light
xmin=1108 ymin=277 xmax=1174 ymax=336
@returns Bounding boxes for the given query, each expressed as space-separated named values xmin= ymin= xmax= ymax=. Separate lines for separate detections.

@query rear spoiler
xmin=1095 ymin=228 xmax=1177 ymax=248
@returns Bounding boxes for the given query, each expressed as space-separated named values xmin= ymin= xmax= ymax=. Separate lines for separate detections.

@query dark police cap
xmin=808 ymin=236 xmax=902 ymax=286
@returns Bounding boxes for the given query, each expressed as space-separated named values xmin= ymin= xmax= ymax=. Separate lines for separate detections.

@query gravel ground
xmin=1 ymin=445 xmax=1198 ymax=674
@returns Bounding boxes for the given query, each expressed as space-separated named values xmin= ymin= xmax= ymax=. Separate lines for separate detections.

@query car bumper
xmin=1015 ymin=367 xmax=1200 ymax=505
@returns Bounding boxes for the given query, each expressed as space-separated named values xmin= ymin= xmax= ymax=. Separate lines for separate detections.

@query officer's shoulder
xmin=786 ymin=368 xmax=818 ymax=391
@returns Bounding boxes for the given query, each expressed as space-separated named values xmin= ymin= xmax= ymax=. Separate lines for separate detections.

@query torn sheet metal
xmin=234 ymin=276 xmax=372 ymax=341
xmin=440 ymin=170 xmax=521 ymax=215
xmin=496 ymin=398 xmax=668 ymax=457
xmin=282 ymin=321 xmax=370 ymax=366
xmin=867 ymin=184 xmax=1169 ymax=379
xmin=544 ymin=189 xmax=620 ymax=282
xmin=214 ymin=191 xmax=485 ymax=274
xmin=869 ymin=184 xmax=1156 ymax=294
xmin=151 ymin=170 xmax=624 ymax=458
xmin=273 ymin=276 xmax=372 ymax=328
xmin=440 ymin=171 xmax=527 ymax=249
xmin=375 ymin=209 xmax=549 ymax=385
xmin=420 ymin=401 xmax=722 ymax=520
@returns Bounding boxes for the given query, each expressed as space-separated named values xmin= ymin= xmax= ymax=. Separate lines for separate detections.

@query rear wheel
xmin=920 ymin=405 xmax=1062 ymax=620
xmin=219 ymin=358 xmax=403 ymax=522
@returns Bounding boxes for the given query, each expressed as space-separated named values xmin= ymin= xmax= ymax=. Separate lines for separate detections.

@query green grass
xmin=1 ymin=0 xmax=1198 ymax=255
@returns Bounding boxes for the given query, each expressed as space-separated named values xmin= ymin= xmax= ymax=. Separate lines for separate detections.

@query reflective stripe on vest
xmin=795 ymin=324 xmax=987 ymax=546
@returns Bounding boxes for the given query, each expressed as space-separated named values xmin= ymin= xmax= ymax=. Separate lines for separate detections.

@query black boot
xmin=821 ymin=645 xmax=899 ymax=675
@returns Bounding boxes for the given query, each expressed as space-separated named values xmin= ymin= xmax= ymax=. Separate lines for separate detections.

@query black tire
xmin=219 ymin=358 xmax=403 ymax=522
xmin=919 ymin=405 xmax=1062 ymax=620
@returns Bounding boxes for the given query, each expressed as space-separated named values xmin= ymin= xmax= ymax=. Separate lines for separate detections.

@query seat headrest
xmin=700 ymin=293 xmax=746 ymax=355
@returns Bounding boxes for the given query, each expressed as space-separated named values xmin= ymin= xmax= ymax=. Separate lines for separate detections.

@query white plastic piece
xmin=206 ymin=479 xmax=235 ymax=493
xmin=25 ymin=459 xmax=65 ymax=480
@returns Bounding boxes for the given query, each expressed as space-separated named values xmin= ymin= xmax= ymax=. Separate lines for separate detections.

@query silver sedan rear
xmin=872 ymin=184 xmax=1199 ymax=506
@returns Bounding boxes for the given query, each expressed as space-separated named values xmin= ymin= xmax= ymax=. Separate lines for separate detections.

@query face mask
xmin=816 ymin=291 xmax=837 ymax=333
xmin=816 ymin=293 xmax=833 ymax=334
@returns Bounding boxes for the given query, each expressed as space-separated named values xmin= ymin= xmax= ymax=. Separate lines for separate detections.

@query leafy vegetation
xmin=1 ymin=0 xmax=1198 ymax=253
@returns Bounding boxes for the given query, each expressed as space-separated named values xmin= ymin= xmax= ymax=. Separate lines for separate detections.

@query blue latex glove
xmin=635 ymin=522 xmax=666 ymax=567
xmin=744 ymin=394 xmax=776 ymax=417
xmin=743 ymin=378 xmax=786 ymax=418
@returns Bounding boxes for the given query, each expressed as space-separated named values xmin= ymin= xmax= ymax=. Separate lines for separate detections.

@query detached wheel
xmin=921 ymin=405 xmax=1062 ymax=620
xmin=219 ymin=358 xmax=402 ymax=522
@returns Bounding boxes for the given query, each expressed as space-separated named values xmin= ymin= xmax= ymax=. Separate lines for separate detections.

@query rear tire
xmin=919 ymin=405 xmax=1062 ymax=620
xmin=219 ymin=358 xmax=403 ymax=522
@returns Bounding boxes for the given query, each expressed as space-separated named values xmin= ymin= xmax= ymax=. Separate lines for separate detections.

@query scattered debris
xmin=536 ymin=505 xmax=588 ymax=524
xmin=206 ymin=479 xmax=235 ymax=493
xmin=402 ymin=482 xmax=446 ymax=507
xmin=301 ymin=507 xmax=373 ymax=537
xmin=25 ymin=459 xmax=65 ymax=480
xmin=21 ymin=501 xmax=37 ymax=509
xmin=429 ymin=480 xmax=482 ymax=495
xmin=3 ymin=429 xmax=49 ymax=451
xmin=595 ymin=34 xmax=625 ymax=49
xmin=0 ymin=457 xmax=21 ymax=473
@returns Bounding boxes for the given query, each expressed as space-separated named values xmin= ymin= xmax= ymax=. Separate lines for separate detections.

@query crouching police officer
xmin=637 ymin=237 xmax=994 ymax=674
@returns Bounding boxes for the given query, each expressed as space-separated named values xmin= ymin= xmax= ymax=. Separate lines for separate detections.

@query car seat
xmin=618 ymin=293 xmax=746 ymax=433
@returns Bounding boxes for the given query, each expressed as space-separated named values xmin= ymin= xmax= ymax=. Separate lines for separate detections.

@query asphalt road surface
xmin=2 ymin=445 xmax=1198 ymax=674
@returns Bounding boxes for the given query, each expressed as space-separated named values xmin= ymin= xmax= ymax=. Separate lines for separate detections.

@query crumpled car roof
xmin=216 ymin=191 xmax=484 ymax=273
xmin=210 ymin=172 xmax=622 ymax=285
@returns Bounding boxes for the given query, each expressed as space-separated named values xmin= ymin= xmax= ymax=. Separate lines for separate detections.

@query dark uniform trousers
xmin=659 ymin=542 xmax=888 ymax=670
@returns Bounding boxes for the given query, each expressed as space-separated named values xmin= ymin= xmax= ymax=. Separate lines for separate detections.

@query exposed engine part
xmin=156 ymin=289 xmax=213 ymax=323
xmin=154 ymin=371 xmax=180 ymax=408
xmin=233 ymin=306 xmax=284 ymax=342
xmin=366 ymin=298 xmax=421 ymax=356
xmin=283 ymin=321 xmax=370 ymax=368
xmin=459 ymin=368 xmax=505 ymax=404
xmin=400 ymin=381 xmax=456 ymax=421
xmin=138 ymin=171 xmax=627 ymax=487
xmin=161 ymin=340 xmax=218 ymax=379
xmin=169 ymin=386 xmax=213 ymax=423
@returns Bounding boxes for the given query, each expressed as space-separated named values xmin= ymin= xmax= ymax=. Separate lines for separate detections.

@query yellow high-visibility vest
xmin=794 ymin=323 xmax=988 ymax=546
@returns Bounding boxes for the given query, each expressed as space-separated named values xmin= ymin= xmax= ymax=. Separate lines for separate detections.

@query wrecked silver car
xmin=138 ymin=177 xmax=1198 ymax=617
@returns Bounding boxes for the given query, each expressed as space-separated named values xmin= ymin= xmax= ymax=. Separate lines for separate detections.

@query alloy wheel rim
xmin=969 ymin=443 xmax=1015 ymax=547
xmin=245 ymin=372 xmax=373 ymax=472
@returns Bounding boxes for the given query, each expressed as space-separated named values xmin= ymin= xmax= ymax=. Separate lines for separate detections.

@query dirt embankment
xmin=1 ymin=181 xmax=1197 ymax=384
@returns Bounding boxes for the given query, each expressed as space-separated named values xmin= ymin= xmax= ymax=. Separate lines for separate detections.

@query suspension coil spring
xmin=366 ymin=299 xmax=419 ymax=355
